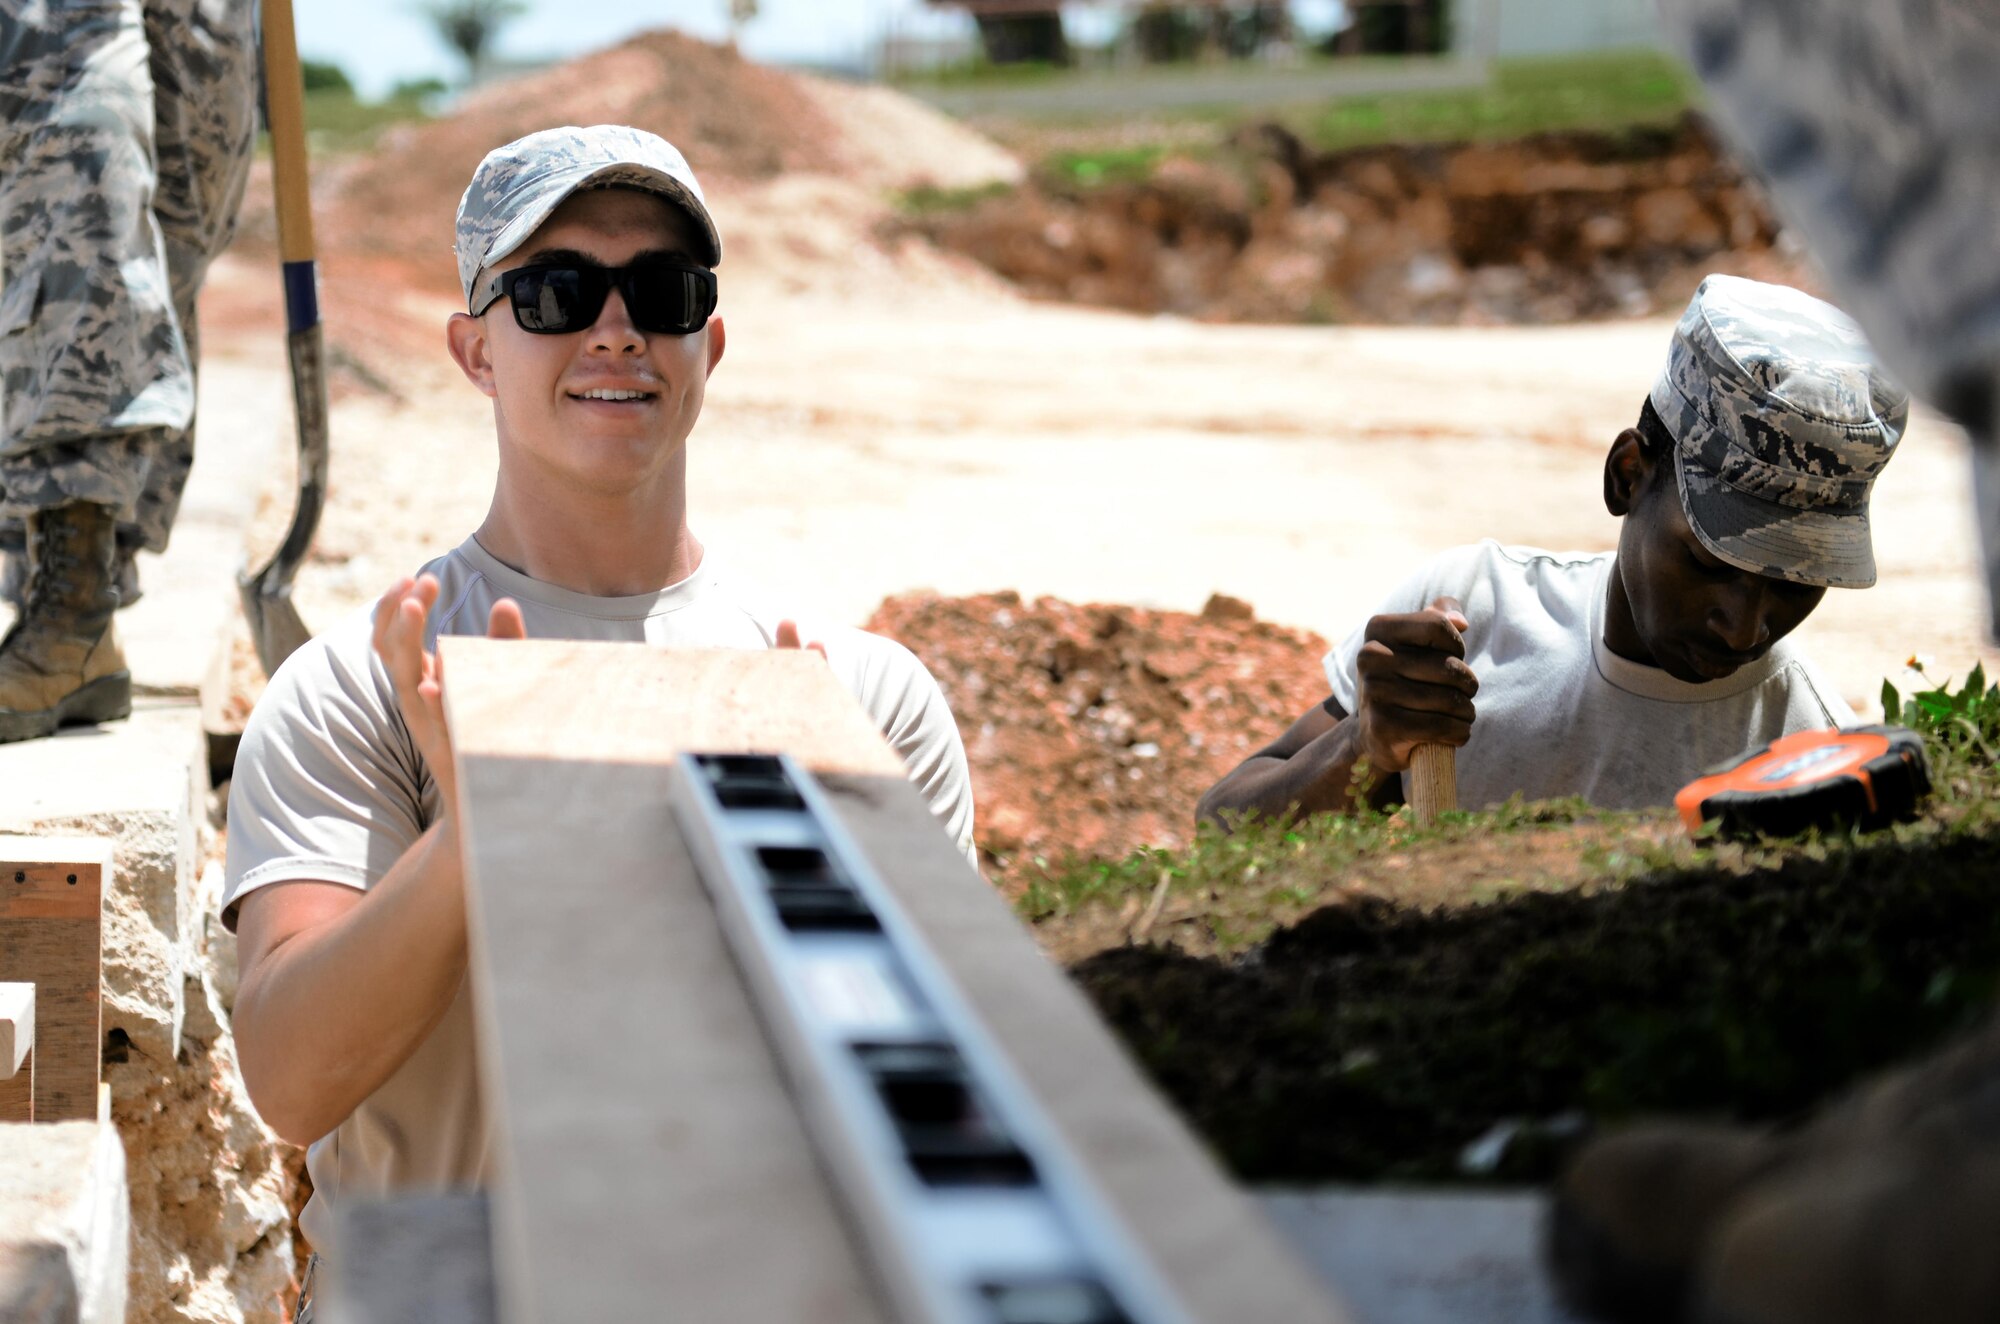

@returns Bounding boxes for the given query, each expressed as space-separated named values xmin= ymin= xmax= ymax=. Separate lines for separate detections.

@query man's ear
xmin=704 ymin=313 xmax=726 ymax=377
xmin=446 ymin=312 xmax=497 ymax=398
xmin=1604 ymin=428 xmax=1656 ymax=517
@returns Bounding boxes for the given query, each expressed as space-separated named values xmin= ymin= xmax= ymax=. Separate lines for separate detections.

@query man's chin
xmin=1675 ymin=646 xmax=1758 ymax=684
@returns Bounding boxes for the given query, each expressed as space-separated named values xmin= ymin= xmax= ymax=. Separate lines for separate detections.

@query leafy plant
xmin=1043 ymin=145 xmax=1171 ymax=190
xmin=1881 ymin=659 xmax=2000 ymax=776
xmin=896 ymin=181 xmax=1018 ymax=216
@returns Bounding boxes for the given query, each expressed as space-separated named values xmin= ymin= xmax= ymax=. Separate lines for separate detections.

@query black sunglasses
xmin=471 ymin=261 xmax=718 ymax=336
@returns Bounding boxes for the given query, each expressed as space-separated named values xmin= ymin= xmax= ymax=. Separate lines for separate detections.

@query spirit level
xmin=668 ymin=752 xmax=1190 ymax=1324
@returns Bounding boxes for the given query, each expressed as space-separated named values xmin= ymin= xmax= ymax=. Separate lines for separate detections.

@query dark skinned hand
xmin=1352 ymin=594 xmax=1478 ymax=773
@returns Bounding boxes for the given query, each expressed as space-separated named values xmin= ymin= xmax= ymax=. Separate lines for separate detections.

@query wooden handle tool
xmin=1408 ymin=744 xmax=1456 ymax=825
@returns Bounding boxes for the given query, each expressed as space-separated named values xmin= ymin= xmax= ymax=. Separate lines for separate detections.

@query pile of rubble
xmin=866 ymin=591 xmax=1332 ymax=885
xmin=234 ymin=29 xmax=1019 ymax=302
xmin=909 ymin=114 xmax=1808 ymax=324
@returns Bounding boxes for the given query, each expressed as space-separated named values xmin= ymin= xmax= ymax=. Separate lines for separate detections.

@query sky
xmin=305 ymin=1 xmax=982 ymax=98
xmin=299 ymin=0 xmax=1349 ymax=99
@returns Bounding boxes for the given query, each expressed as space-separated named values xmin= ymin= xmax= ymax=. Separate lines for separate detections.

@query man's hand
xmin=774 ymin=619 xmax=827 ymax=660
xmin=1352 ymin=594 xmax=1478 ymax=773
xmin=373 ymin=575 xmax=525 ymax=813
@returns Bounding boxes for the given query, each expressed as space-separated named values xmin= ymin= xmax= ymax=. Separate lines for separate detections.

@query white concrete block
xmin=0 ymin=1119 xmax=131 ymax=1324
xmin=1261 ymin=1188 xmax=1584 ymax=1324
xmin=0 ymin=703 xmax=205 ymax=1064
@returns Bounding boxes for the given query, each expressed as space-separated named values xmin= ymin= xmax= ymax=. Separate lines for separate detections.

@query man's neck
xmin=1599 ymin=553 xmax=1658 ymax=668
xmin=474 ymin=474 xmax=702 ymax=598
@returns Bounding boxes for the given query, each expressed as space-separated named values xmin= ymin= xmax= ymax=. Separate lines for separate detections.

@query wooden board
xmin=440 ymin=639 xmax=904 ymax=776
xmin=441 ymin=640 xmax=1353 ymax=1323
xmin=0 ymin=838 xmax=108 ymax=1124
xmin=444 ymin=642 xmax=892 ymax=1324
xmin=0 ymin=1055 xmax=29 ymax=1122
xmin=451 ymin=753 xmax=885 ymax=1324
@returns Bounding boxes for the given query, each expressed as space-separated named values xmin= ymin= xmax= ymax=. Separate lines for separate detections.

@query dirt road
xmin=207 ymin=250 xmax=1990 ymax=721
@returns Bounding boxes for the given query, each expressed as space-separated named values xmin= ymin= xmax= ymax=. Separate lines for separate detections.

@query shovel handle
xmin=1408 ymin=744 xmax=1456 ymax=825
xmin=261 ymin=0 xmax=316 ymax=269
xmin=242 ymin=0 xmax=328 ymax=678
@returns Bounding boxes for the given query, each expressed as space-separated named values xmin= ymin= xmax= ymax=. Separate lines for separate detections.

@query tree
xmin=389 ymin=75 xmax=451 ymax=104
xmin=728 ymin=0 xmax=758 ymax=41
xmin=300 ymin=58 xmax=355 ymax=96
xmin=418 ymin=0 xmax=528 ymax=84
xmin=972 ymin=10 xmax=1070 ymax=66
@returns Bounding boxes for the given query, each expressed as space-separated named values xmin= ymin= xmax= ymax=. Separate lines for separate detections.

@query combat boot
xmin=1549 ymin=1010 xmax=2000 ymax=1322
xmin=1 ymin=542 xmax=141 ymax=610
xmin=0 ymin=503 xmax=132 ymax=743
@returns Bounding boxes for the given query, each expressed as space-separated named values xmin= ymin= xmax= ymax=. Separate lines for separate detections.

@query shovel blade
xmin=240 ymin=568 xmax=313 ymax=677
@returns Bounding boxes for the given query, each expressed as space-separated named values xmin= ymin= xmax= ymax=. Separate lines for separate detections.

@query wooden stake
xmin=1408 ymin=744 xmax=1456 ymax=825
xmin=0 ymin=838 xmax=109 ymax=1123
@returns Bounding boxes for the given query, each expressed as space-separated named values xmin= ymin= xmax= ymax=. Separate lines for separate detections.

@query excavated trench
xmin=907 ymin=114 xmax=1807 ymax=326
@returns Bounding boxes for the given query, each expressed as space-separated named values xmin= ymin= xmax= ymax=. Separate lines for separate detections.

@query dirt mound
xmin=911 ymin=114 xmax=1807 ymax=325
xmin=306 ymin=29 xmax=1017 ymax=294
xmin=864 ymin=590 xmax=1330 ymax=885
xmin=1074 ymin=824 xmax=2000 ymax=1183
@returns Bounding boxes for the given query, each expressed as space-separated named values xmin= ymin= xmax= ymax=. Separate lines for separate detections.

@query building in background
xmin=1456 ymin=0 xmax=1661 ymax=58
xmin=913 ymin=0 xmax=1661 ymax=66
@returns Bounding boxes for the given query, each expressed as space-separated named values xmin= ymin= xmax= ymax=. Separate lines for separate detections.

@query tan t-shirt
xmin=223 ymin=537 xmax=974 ymax=1252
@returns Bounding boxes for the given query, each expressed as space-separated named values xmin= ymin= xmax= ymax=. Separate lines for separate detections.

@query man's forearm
xmin=233 ymin=820 xmax=470 ymax=1146
xmin=1199 ymin=720 xmax=1397 ymax=828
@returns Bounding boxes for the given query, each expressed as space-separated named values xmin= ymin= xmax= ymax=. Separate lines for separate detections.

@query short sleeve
xmin=222 ymin=613 xmax=436 ymax=929
xmin=829 ymin=630 xmax=977 ymax=863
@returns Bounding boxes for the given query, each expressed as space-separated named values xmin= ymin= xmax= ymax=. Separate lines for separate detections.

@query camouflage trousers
xmin=0 ymin=0 xmax=256 ymax=555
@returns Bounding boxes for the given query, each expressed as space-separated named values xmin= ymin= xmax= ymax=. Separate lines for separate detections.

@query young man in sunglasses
xmin=219 ymin=126 xmax=975 ymax=1287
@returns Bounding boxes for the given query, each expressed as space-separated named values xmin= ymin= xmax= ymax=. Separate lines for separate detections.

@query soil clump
xmin=1070 ymin=820 xmax=2000 ymax=1186
xmin=864 ymin=590 xmax=1330 ymax=886
xmin=909 ymin=113 xmax=1807 ymax=325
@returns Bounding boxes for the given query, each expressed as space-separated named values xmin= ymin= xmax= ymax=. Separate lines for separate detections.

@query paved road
xmin=1263 ymin=1188 xmax=1586 ymax=1324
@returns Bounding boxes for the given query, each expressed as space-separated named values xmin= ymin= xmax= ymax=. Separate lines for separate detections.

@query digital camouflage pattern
xmin=1651 ymin=274 xmax=1907 ymax=590
xmin=1652 ymin=0 xmax=2000 ymax=625
xmin=454 ymin=124 xmax=722 ymax=308
xmin=0 ymin=0 xmax=256 ymax=554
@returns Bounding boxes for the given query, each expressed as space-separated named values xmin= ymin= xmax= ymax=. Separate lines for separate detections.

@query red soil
xmin=866 ymin=590 xmax=1333 ymax=886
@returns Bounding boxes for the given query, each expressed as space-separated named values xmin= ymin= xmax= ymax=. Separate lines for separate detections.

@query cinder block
xmin=0 ymin=706 xmax=203 ymax=1064
xmin=0 ymin=1120 xmax=130 ymax=1324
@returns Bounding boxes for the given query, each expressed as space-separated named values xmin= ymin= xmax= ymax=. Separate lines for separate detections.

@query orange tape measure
xmin=1674 ymin=725 xmax=1931 ymax=839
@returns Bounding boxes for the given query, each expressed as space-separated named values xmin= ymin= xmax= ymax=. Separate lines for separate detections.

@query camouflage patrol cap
xmin=1650 ymin=274 xmax=1908 ymax=589
xmin=454 ymin=124 xmax=722 ymax=309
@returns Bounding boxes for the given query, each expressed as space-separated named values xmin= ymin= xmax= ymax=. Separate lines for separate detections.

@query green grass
xmin=937 ymin=49 xmax=1703 ymax=200
xmin=1017 ymin=796 xmax=1638 ymax=945
xmin=1041 ymin=143 xmax=1174 ymax=189
xmin=895 ymin=180 xmax=1020 ymax=216
xmin=295 ymin=89 xmax=435 ymax=152
xmin=1302 ymin=49 xmax=1699 ymax=152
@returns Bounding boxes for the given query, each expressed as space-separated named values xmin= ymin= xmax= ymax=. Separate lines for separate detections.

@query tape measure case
xmin=1674 ymin=725 xmax=1932 ymax=839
